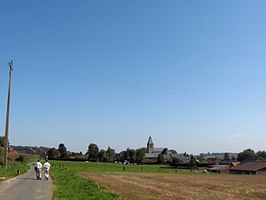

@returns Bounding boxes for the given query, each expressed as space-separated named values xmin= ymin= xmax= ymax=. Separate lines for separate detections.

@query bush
xmin=15 ymin=155 xmax=26 ymax=163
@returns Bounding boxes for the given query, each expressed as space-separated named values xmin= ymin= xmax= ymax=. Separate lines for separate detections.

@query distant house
xmin=171 ymin=153 xmax=191 ymax=163
xmin=206 ymin=158 xmax=221 ymax=165
xmin=208 ymin=161 xmax=240 ymax=174
xmin=219 ymin=160 xmax=240 ymax=167
xmin=230 ymin=162 xmax=266 ymax=175
xmin=21 ymin=148 xmax=35 ymax=155
xmin=230 ymin=161 xmax=240 ymax=168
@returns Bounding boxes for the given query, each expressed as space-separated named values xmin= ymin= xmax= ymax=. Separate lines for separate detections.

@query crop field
xmin=51 ymin=161 xmax=266 ymax=200
xmin=82 ymin=172 xmax=266 ymax=200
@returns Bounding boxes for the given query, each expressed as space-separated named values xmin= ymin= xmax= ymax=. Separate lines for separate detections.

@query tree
xmin=157 ymin=153 xmax=165 ymax=164
xmin=87 ymin=143 xmax=99 ymax=161
xmin=237 ymin=149 xmax=256 ymax=162
xmin=106 ymin=147 xmax=115 ymax=162
xmin=189 ymin=156 xmax=198 ymax=171
xmin=47 ymin=148 xmax=59 ymax=159
xmin=127 ymin=148 xmax=136 ymax=163
xmin=161 ymin=148 xmax=168 ymax=155
xmin=223 ymin=153 xmax=230 ymax=161
xmin=256 ymin=151 xmax=266 ymax=160
xmin=169 ymin=149 xmax=177 ymax=154
xmin=171 ymin=157 xmax=184 ymax=166
xmin=0 ymin=136 xmax=4 ymax=147
xmin=118 ymin=150 xmax=128 ymax=162
xmin=58 ymin=143 xmax=67 ymax=159
xmin=136 ymin=148 xmax=147 ymax=164
xmin=98 ymin=149 xmax=106 ymax=162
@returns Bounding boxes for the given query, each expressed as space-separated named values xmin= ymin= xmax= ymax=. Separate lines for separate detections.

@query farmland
xmin=51 ymin=161 xmax=266 ymax=200
xmin=82 ymin=172 xmax=266 ymax=200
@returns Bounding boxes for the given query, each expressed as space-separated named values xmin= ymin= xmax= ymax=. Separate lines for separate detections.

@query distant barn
xmin=230 ymin=162 xmax=266 ymax=175
xmin=208 ymin=165 xmax=230 ymax=174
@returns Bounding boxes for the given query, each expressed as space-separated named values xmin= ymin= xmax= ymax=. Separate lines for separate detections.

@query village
xmin=144 ymin=136 xmax=266 ymax=174
xmin=7 ymin=135 xmax=266 ymax=175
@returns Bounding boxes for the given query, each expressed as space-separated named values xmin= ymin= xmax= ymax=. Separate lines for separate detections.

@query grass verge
xmin=0 ymin=154 xmax=39 ymax=179
xmin=0 ymin=161 xmax=28 ymax=178
xmin=51 ymin=161 xmax=120 ymax=200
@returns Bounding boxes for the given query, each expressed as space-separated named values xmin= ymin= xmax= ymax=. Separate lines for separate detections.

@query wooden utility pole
xmin=3 ymin=60 xmax=13 ymax=168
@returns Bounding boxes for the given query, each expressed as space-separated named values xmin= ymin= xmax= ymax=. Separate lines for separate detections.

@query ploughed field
xmin=81 ymin=171 xmax=266 ymax=200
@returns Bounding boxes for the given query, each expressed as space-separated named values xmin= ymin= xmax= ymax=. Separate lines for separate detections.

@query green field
xmin=51 ymin=161 xmax=189 ymax=173
xmin=50 ymin=160 xmax=191 ymax=200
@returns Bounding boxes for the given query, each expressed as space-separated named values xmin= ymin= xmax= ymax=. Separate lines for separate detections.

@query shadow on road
xmin=17 ymin=177 xmax=37 ymax=181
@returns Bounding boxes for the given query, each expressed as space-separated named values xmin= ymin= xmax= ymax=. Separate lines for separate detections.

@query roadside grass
xmin=50 ymin=160 xmax=193 ymax=200
xmin=16 ymin=154 xmax=40 ymax=164
xmin=0 ymin=154 xmax=39 ymax=179
xmin=0 ymin=161 xmax=28 ymax=178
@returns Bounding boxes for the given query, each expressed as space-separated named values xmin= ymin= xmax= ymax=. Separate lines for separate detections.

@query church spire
xmin=147 ymin=136 xmax=154 ymax=153
xmin=147 ymin=136 xmax=154 ymax=145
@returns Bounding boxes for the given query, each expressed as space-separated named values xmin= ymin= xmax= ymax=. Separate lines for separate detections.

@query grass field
xmin=51 ymin=161 xmax=186 ymax=173
xmin=51 ymin=160 xmax=266 ymax=200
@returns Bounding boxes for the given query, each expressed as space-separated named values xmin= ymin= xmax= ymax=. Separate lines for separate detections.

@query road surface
xmin=0 ymin=166 xmax=52 ymax=200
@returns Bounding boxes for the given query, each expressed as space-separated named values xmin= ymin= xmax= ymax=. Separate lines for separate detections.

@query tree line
xmin=47 ymin=143 xmax=148 ymax=164
xmin=87 ymin=143 xmax=147 ymax=163
xmin=237 ymin=149 xmax=266 ymax=162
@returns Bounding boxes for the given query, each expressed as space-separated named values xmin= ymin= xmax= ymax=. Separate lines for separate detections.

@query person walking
xmin=34 ymin=160 xmax=42 ymax=180
xmin=43 ymin=160 xmax=51 ymax=180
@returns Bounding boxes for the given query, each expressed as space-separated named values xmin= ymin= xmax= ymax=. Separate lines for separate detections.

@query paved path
xmin=0 ymin=166 xmax=52 ymax=200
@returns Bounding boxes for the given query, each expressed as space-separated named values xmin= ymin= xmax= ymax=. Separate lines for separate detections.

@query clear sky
xmin=0 ymin=1 xmax=266 ymax=154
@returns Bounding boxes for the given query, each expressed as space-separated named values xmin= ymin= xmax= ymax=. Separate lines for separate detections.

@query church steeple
xmin=147 ymin=136 xmax=154 ymax=153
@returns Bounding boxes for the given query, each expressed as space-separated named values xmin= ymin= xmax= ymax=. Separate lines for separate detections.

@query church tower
xmin=147 ymin=136 xmax=154 ymax=153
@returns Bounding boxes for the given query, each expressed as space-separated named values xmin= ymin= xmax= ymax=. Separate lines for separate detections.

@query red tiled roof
xmin=231 ymin=162 xmax=240 ymax=167
xmin=231 ymin=162 xmax=266 ymax=172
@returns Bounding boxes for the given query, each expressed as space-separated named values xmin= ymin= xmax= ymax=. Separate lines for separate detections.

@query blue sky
xmin=0 ymin=1 xmax=266 ymax=154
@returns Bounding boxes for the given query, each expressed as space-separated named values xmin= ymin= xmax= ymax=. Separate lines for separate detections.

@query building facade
xmin=145 ymin=136 xmax=165 ymax=161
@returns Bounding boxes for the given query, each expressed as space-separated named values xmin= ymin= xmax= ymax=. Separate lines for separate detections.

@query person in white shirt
xmin=43 ymin=160 xmax=51 ymax=180
xmin=34 ymin=160 xmax=42 ymax=180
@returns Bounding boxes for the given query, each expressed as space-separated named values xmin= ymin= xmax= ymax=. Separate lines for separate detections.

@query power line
xmin=14 ymin=65 xmax=266 ymax=109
